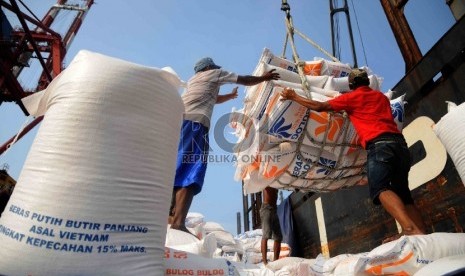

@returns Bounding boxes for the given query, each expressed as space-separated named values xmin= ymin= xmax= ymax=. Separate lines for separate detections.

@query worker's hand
xmin=229 ymin=87 xmax=239 ymax=99
xmin=280 ymin=87 xmax=297 ymax=101
xmin=263 ymin=69 xmax=280 ymax=81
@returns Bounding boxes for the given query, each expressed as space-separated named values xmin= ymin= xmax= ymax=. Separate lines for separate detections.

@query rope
xmin=1 ymin=116 xmax=32 ymax=157
xmin=334 ymin=8 xmax=342 ymax=59
xmin=282 ymin=8 xmax=312 ymax=99
xmin=275 ymin=108 xmax=364 ymax=192
xmin=255 ymin=0 xmax=366 ymax=193
xmin=350 ymin=0 xmax=369 ymax=66
xmin=281 ymin=33 xmax=289 ymax=59
xmin=293 ymin=28 xmax=340 ymax=63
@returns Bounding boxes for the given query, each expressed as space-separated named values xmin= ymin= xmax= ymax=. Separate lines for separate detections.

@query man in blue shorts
xmin=169 ymin=57 xmax=280 ymax=233
xmin=279 ymin=68 xmax=425 ymax=242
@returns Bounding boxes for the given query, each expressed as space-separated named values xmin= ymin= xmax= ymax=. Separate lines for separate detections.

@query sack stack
xmin=230 ymin=48 xmax=405 ymax=194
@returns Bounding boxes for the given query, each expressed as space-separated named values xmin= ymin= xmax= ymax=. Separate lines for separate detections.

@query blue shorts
xmin=366 ymin=133 xmax=413 ymax=205
xmin=174 ymin=120 xmax=209 ymax=195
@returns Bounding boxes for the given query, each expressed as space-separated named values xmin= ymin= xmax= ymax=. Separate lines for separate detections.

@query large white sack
xmin=310 ymin=253 xmax=367 ymax=276
xmin=266 ymin=257 xmax=316 ymax=272
xmin=233 ymin=131 xmax=279 ymax=182
xmin=433 ymin=101 xmax=465 ymax=184
xmin=242 ymin=169 xmax=274 ymax=194
xmin=165 ymin=247 xmax=240 ymax=276
xmin=165 ymin=228 xmax=217 ymax=258
xmin=165 ymin=228 xmax=200 ymax=248
xmin=244 ymin=48 xmax=329 ymax=109
xmin=244 ymin=49 xmax=298 ymax=107
xmin=413 ymin=254 xmax=465 ymax=276
xmin=185 ymin=212 xmax=206 ymax=239
xmin=246 ymin=79 xmax=303 ymax=121
xmin=269 ymin=145 xmax=365 ymax=182
xmin=222 ymin=242 xmax=244 ymax=255
xmin=302 ymin=109 xmax=360 ymax=157
xmin=304 ymin=58 xmax=352 ymax=78
xmin=256 ymin=47 xmax=297 ymax=73
xmin=354 ymin=233 xmax=465 ymax=275
xmin=302 ymin=58 xmax=352 ymax=77
xmin=0 ymin=50 xmax=184 ymax=275
xmin=266 ymin=87 xmax=331 ymax=142
xmin=253 ymin=63 xmax=329 ymax=88
xmin=210 ymin=230 xmax=237 ymax=247
xmin=310 ymin=233 xmax=465 ymax=275
xmin=185 ymin=212 xmax=205 ymax=228
xmin=228 ymin=261 xmax=272 ymax=276
xmin=323 ymin=74 xmax=382 ymax=92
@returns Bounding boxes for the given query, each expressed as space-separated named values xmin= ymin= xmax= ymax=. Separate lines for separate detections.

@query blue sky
xmin=0 ymin=1 xmax=455 ymax=234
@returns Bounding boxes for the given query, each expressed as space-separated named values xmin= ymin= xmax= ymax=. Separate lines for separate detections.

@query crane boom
xmin=0 ymin=0 xmax=94 ymax=155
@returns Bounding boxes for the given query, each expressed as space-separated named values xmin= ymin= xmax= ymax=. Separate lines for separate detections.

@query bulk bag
xmin=0 ymin=50 xmax=184 ymax=275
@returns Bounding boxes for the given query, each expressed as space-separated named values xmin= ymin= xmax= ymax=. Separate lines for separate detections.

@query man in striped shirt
xmin=169 ymin=57 xmax=280 ymax=233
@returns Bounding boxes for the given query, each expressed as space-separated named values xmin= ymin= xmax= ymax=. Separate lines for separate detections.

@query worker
xmin=279 ymin=68 xmax=426 ymax=242
xmin=169 ymin=57 xmax=280 ymax=233
xmin=260 ymin=186 xmax=283 ymax=265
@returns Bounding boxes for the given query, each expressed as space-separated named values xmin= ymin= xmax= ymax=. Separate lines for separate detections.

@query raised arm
xmin=236 ymin=69 xmax=280 ymax=86
xmin=216 ymin=86 xmax=238 ymax=104
xmin=279 ymin=88 xmax=332 ymax=112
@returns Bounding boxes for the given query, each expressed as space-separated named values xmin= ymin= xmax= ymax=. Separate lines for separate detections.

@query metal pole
xmin=236 ymin=212 xmax=241 ymax=235
xmin=242 ymin=181 xmax=249 ymax=232
xmin=329 ymin=0 xmax=358 ymax=67
xmin=380 ymin=0 xmax=422 ymax=72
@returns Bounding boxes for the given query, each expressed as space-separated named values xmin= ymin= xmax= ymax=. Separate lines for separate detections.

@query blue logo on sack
xmin=316 ymin=157 xmax=337 ymax=175
xmin=391 ymin=102 xmax=404 ymax=123
xmin=269 ymin=117 xmax=292 ymax=139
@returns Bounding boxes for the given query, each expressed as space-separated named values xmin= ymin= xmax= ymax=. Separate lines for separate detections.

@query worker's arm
xmin=236 ymin=69 xmax=280 ymax=86
xmin=280 ymin=88 xmax=332 ymax=112
xmin=216 ymin=86 xmax=238 ymax=104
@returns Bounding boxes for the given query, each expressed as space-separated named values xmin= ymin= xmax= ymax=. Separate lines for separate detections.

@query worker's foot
xmin=170 ymin=224 xmax=189 ymax=233
xmin=382 ymin=233 xmax=402 ymax=244
xmin=167 ymin=216 xmax=174 ymax=225
xmin=382 ymin=229 xmax=424 ymax=244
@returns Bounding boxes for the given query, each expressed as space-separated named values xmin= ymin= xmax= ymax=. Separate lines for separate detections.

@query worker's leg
xmin=273 ymin=240 xmax=281 ymax=262
xmin=367 ymin=139 xmax=425 ymax=242
xmin=168 ymin=190 xmax=176 ymax=225
xmin=261 ymin=239 xmax=268 ymax=265
xmin=171 ymin=186 xmax=195 ymax=233
xmin=379 ymin=189 xmax=424 ymax=236
xmin=271 ymin=209 xmax=283 ymax=262
xmin=260 ymin=204 xmax=272 ymax=265
xmin=405 ymin=203 xmax=426 ymax=233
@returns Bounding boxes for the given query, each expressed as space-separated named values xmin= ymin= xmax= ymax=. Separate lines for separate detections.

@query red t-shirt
xmin=328 ymin=86 xmax=400 ymax=148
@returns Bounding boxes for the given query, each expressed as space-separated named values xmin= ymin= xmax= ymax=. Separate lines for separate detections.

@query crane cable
xmin=350 ymin=0 xmax=369 ymax=66
xmin=279 ymin=0 xmax=321 ymax=188
xmin=280 ymin=0 xmax=311 ymax=100
xmin=281 ymin=1 xmax=340 ymax=63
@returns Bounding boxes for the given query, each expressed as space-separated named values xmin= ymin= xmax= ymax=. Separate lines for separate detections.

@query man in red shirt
xmin=279 ymin=68 xmax=425 ymax=241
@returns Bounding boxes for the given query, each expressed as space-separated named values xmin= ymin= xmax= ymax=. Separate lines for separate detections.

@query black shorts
xmin=366 ymin=133 xmax=414 ymax=205
xmin=260 ymin=203 xmax=283 ymax=241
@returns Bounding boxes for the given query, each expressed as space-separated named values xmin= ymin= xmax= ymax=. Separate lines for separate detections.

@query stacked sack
xmin=170 ymin=214 xmax=245 ymax=262
xmin=236 ymin=229 xmax=290 ymax=264
xmin=230 ymin=48 xmax=406 ymax=194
